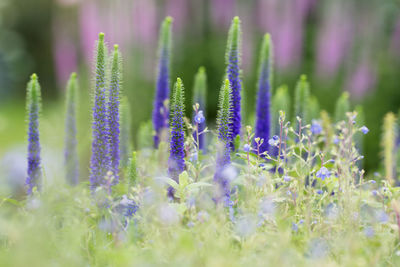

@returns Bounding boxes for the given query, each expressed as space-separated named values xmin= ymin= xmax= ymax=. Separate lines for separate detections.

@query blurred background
xmin=1 ymin=0 xmax=400 ymax=191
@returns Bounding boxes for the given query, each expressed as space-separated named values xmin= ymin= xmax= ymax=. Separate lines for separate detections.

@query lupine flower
xmin=310 ymin=120 xmax=322 ymax=135
xmin=108 ymin=45 xmax=122 ymax=183
xmin=168 ymin=78 xmax=186 ymax=183
xmin=120 ymin=96 xmax=132 ymax=169
xmin=334 ymin=92 xmax=350 ymax=123
xmin=294 ymin=75 xmax=310 ymax=126
xmin=316 ymin=166 xmax=331 ymax=180
xmin=26 ymin=73 xmax=42 ymax=194
xmin=152 ymin=17 xmax=173 ymax=148
xmin=192 ymin=67 xmax=207 ymax=151
xmin=90 ymin=33 xmax=110 ymax=189
xmin=214 ymin=79 xmax=233 ymax=204
xmin=360 ymin=126 xmax=369 ymax=134
xmin=225 ymin=16 xmax=242 ymax=149
xmin=254 ymin=34 xmax=273 ymax=156
xmin=64 ymin=72 xmax=79 ymax=186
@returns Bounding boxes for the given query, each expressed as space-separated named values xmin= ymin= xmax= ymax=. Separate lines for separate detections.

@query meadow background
xmin=0 ymin=0 xmax=400 ymax=198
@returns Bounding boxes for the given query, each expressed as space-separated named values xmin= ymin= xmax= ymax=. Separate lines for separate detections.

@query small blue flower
xmin=310 ymin=120 xmax=322 ymax=135
xmin=194 ymin=110 xmax=205 ymax=124
xmin=360 ymin=126 xmax=369 ymax=134
xmin=371 ymin=190 xmax=378 ymax=196
xmin=317 ymin=189 xmax=323 ymax=195
xmin=268 ymin=135 xmax=280 ymax=147
xmin=376 ymin=210 xmax=389 ymax=224
xmin=333 ymin=137 xmax=339 ymax=144
xmin=243 ymin=144 xmax=251 ymax=152
xmin=292 ymin=222 xmax=298 ymax=232
xmin=364 ymin=226 xmax=374 ymax=238
xmin=370 ymin=180 xmax=376 ymax=184
xmin=316 ymin=166 xmax=330 ymax=180
xmin=298 ymin=219 xmax=304 ymax=225
xmin=283 ymin=176 xmax=291 ymax=182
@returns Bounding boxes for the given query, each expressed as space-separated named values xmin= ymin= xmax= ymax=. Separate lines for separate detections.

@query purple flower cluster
xmin=225 ymin=17 xmax=242 ymax=149
xmin=168 ymin=78 xmax=186 ymax=183
xmin=26 ymin=74 xmax=42 ymax=194
xmin=255 ymin=34 xmax=273 ymax=155
xmin=108 ymin=45 xmax=122 ymax=183
xmin=90 ymin=33 xmax=111 ymax=189
xmin=214 ymin=79 xmax=233 ymax=204
xmin=152 ymin=17 xmax=173 ymax=148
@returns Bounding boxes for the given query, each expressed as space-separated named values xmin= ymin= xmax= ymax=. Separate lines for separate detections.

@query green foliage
xmin=225 ymin=16 xmax=241 ymax=65
xmin=120 ymin=96 xmax=132 ymax=169
xmin=127 ymin=151 xmax=137 ymax=185
xmin=192 ymin=66 xmax=207 ymax=108
xmin=294 ymin=75 xmax=310 ymax=126
xmin=334 ymin=92 xmax=350 ymax=123
xmin=217 ymin=79 xmax=232 ymax=141
xmin=381 ymin=112 xmax=397 ymax=185
xmin=272 ymin=85 xmax=290 ymax=135
xmin=26 ymin=73 xmax=42 ymax=116
xmin=306 ymin=95 xmax=320 ymax=123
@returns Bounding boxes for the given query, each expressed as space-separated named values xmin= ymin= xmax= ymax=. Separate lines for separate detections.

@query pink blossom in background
xmin=211 ymin=0 xmax=236 ymax=29
xmin=390 ymin=17 xmax=400 ymax=58
xmin=346 ymin=60 xmax=376 ymax=100
xmin=79 ymin=0 xmax=102 ymax=62
xmin=237 ymin=3 xmax=253 ymax=73
xmin=165 ymin=0 xmax=188 ymax=34
xmin=257 ymin=0 xmax=308 ymax=71
xmin=52 ymin=15 xmax=77 ymax=87
xmin=316 ymin=2 xmax=354 ymax=78
xmin=132 ymin=0 xmax=157 ymax=46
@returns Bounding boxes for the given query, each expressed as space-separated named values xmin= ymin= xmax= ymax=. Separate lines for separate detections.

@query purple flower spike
xmin=255 ymin=34 xmax=273 ymax=156
xmin=168 ymin=78 xmax=186 ymax=182
xmin=225 ymin=16 xmax=242 ymax=150
xmin=152 ymin=17 xmax=173 ymax=148
xmin=90 ymin=33 xmax=110 ymax=189
xmin=108 ymin=45 xmax=122 ymax=184
xmin=26 ymin=73 xmax=42 ymax=194
xmin=214 ymin=79 xmax=233 ymax=204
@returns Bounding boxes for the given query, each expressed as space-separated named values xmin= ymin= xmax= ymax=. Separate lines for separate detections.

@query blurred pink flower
xmin=211 ymin=0 xmax=236 ymax=29
xmin=346 ymin=59 xmax=376 ymax=99
xmin=257 ymin=0 xmax=309 ymax=70
xmin=316 ymin=2 xmax=354 ymax=77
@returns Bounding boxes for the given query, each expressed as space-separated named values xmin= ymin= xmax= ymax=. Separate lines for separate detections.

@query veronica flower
xmin=214 ymin=79 xmax=232 ymax=204
xmin=192 ymin=67 xmax=207 ymax=151
xmin=108 ymin=45 xmax=122 ymax=183
xmin=254 ymin=34 xmax=273 ymax=156
xmin=316 ymin=166 xmax=330 ymax=180
xmin=120 ymin=96 xmax=131 ymax=169
xmin=64 ymin=73 xmax=79 ymax=186
xmin=168 ymin=78 xmax=186 ymax=182
xmin=90 ymin=33 xmax=110 ymax=189
xmin=26 ymin=74 xmax=42 ymax=194
xmin=225 ymin=16 xmax=242 ymax=149
xmin=152 ymin=17 xmax=173 ymax=148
